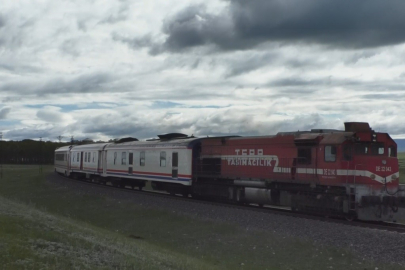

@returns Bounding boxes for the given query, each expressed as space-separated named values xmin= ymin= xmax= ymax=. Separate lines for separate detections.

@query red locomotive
xmin=194 ymin=122 xmax=401 ymax=221
xmin=56 ymin=122 xmax=404 ymax=221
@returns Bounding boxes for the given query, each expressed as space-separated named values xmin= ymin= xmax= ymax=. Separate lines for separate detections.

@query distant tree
xmin=0 ymin=140 xmax=69 ymax=164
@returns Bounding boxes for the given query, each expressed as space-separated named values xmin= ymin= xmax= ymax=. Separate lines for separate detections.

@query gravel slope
xmin=48 ymin=173 xmax=405 ymax=266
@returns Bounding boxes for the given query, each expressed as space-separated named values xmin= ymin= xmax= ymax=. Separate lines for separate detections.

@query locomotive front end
xmin=343 ymin=123 xmax=400 ymax=221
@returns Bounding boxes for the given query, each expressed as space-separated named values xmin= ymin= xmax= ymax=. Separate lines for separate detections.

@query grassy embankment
xmin=397 ymin=152 xmax=405 ymax=183
xmin=0 ymin=164 xmax=404 ymax=270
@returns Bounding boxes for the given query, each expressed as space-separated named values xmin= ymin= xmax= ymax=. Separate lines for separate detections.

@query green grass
xmin=0 ymin=165 xmax=404 ymax=269
xmin=0 ymin=196 xmax=211 ymax=269
xmin=398 ymin=152 xmax=405 ymax=184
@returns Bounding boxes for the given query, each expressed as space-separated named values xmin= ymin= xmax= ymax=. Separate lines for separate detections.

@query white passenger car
xmin=103 ymin=137 xmax=201 ymax=186
xmin=70 ymin=143 xmax=109 ymax=176
xmin=54 ymin=145 xmax=71 ymax=175
xmin=55 ymin=135 xmax=202 ymax=193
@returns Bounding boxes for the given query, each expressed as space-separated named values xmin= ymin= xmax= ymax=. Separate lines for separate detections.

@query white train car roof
xmin=70 ymin=143 xmax=111 ymax=151
xmin=55 ymin=145 xmax=73 ymax=152
xmin=105 ymin=137 xmax=202 ymax=150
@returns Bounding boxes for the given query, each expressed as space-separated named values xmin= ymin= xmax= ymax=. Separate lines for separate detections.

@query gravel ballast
xmin=48 ymin=173 xmax=405 ymax=266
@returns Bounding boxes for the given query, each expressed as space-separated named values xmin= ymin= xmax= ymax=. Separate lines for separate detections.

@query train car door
xmin=80 ymin=152 xmax=83 ymax=170
xmin=67 ymin=152 xmax=71 ymax=171
xmin=128 ymin=152 xmax=133 ymax=174
xmin=98 ymin=151 xmax=102 ymax=174
xmin=172 ymin=152 xmax=178 ymax=178
xmin=103 ymin=151 xmax=107 ymax=175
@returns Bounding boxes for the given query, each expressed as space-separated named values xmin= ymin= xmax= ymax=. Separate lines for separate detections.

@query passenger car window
xmin=140 ymin=151 xmax=145 ymax=166
xmin=160 ymin=152 xmax=166 ymax=167
xmin=122 ymin=152 xmax=126 ymax=165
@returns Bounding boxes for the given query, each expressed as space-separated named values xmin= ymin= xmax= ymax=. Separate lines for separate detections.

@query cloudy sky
xmin=1 ymin=0 xmax=405 ymax=141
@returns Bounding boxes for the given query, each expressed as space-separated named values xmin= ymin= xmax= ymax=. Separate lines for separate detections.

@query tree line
xmin=0 ymin=138 xmax=131 ymax=165
xmin=0 ymin=140 xmax=69 ymax=164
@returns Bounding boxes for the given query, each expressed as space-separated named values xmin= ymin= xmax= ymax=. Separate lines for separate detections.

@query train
xmin=54 ymin=122 xmax=405 ymax=221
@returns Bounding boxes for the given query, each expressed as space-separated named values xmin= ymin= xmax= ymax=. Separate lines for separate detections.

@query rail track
xmin=55 ymin=173 xmax=405 ymax=234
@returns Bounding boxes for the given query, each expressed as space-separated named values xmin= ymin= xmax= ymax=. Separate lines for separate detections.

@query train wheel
xmin=345 ymin=211 xmax=357 ymax=222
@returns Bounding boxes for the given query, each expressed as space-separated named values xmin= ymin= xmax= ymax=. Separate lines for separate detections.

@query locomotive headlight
xmin=370 ymin=174 xmax=376 ymax=180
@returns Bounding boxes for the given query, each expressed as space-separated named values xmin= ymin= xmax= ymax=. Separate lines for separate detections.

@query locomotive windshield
xmin=354 ymin=143 xmax=385 ymax=156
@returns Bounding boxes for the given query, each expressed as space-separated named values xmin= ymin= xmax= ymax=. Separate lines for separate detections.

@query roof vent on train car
xmin=310 ymin=129 xmax=343 ymax=133
xmin=157 ymin=133 xmax=188 ymax=140
xmin=116 ymin=137 xmax=139 ymax=143
xmin=344 ymin=122 xmax=373 ymax=132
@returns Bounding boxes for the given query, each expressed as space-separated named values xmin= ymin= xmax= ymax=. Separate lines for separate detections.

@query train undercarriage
xmin=60 ymin=170 xmax=404 ymax=222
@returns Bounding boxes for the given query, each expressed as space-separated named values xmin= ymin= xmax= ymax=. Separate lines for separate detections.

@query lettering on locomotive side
xmin=376 ymin=166 xmax=392 ymax=172
xmin=323 ymin=169 xmax=336 ymax=176
xmin=234 ymin=149 xmax=264 ymax=156
xmin=223 ymin=149 xmax=278 ymax=167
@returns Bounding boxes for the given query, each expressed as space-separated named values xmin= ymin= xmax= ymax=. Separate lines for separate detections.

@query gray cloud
xmin=225 ymin=52 xmax=279 ymax=77
xmin=99 ymin=1 xmax=129 ymax=24
xmin=228 ymin=0 xmax=405 ymax=49
xmin=130 ymin=0 xmax=405 ymax=54
xmin=59 ymin=39 xmax=81 ymax=57
xmin=112 ymin=34 xmax=164 ymax=55
xmin=36 ymin=108 xmax=64 ymax=122
xmin=1 ymin=72 xmax=118 ymax=95
xmin=0 ymin=107 xmax=11 ymax=119
xmin=0 ymin=14 xmax=5 ymax=28
xmin=40 ymin=73 xmax=116 ymax=94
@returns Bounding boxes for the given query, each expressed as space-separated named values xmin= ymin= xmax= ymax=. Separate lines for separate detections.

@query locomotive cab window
xmin=297 ymin=148 xmax=311 ymax=165
xmin=355 ymin=144 xmax=369 ymax=155
xmin=160 ymin=152 xmax=166 ymax=167
xmin=371 ymin=144 xmax=384 ymax=155
xmin=114 ymin=152 xmax=117 ymax=165
xmin=343 ymin=145 xmax=352 ymax=161
xmin=389 ymin=146 xmax=397 ymax=157
xmin=324 ymin=146 xmax=336 ymax=162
